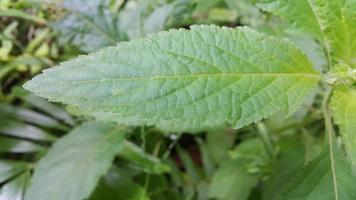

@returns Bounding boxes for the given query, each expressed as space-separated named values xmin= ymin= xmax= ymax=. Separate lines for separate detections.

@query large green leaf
xmin=24 ymin=25 xmax=320 ymax=130
xmin=257 ymin=0 xmax=356 ymax=64
xmin=331 ymin=85 xmax=356 ymax=172
xmin=281 ymin=147 xmax=356 ymax=200
xmin=24 ymin=122 xmax=126 ymax=200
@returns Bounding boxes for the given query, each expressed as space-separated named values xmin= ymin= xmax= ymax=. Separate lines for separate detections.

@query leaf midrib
xmin=52 ymin=72 xmax=321 ymax=85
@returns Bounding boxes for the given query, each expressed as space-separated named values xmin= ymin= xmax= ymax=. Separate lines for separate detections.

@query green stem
xmin=257 ymin=123 xmax=275 ymax=159
xmin=322 ymin=87 xmax=339 ymax=200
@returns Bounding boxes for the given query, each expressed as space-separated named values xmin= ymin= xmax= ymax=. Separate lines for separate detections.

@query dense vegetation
xmin=1 ymin=0 xmax=356 ymax=200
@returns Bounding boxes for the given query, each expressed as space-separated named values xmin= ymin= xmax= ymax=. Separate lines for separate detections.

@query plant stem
xmin=322 ymin=87 xmax=339 ymax=200
xmin=257 ymin=123 xmax=275 ymax=159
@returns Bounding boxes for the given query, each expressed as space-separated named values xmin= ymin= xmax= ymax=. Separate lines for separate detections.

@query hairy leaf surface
xmin=24 ymin=122 xmax=126 ymax=200
xmin=331 ymin=85 xmax=356 ymax=172
xmin=24 ymin=25 xmax=320 ymax=130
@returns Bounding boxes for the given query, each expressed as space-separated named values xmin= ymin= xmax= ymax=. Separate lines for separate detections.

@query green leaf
xmin=209 ymin=158 xmax=259 ymax=200
xmin=118 ymin=140 xmax=171 ymax=174
xmin=262 ymin=136 xmax=305 ymax=200
xmin=257 ymin=0 xmax=324 ymax=39
xmin=143 ymin=4 xmax=174 ymax=34
xmin=24 ymin=122 xmax=126 ymax=200
xmin=281 ymin=147 xmax=356 ymax=200
xmin=331 ymin=85 xmax=356 ymax=172
xmin=52 ymin=0 xmax=127 ymax=52
xmin=0 ymin=103 xmax=65 ymax=130
xmin=24 ymin=25 xmax=320 ymax=130
xmin=90 ymin=167 xmax=149 ymax=200
xmin=0 ymin=160 xmax=29 ymax=183
xmin=0 ymin=171 xmax=30 ymax=200
xmin=257 ymin=0 xmax=356 ymax=64
xmin=0 ymin=136 xmax=44 ymax=153
xmin=0 ymin=120 xmax=56 ymax=142
xmin=313 ymin=0 xmax=356 ymax=64
xmin=206 ymin=129 xmax=235 ymax=164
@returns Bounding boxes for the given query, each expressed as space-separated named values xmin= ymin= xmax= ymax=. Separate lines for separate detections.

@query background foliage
xmin=0 ymin=0 xmax=355 ymax=200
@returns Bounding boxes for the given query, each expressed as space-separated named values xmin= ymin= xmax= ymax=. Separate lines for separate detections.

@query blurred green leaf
xmin=118 ymin=140 xmax=171 ymax=174
xmin=0 ymin=136 xmax=44 ymax=153
xmin=0 ymin=119 xmax=56 ymax=142
xmin=0 ymin=9 xmax=47 ymax=24
xmin=281 ymin=147 xmax=356 ymax=200
xmin=24 ymin=122 xmax=126 ymax=200
xmin=262 ymin=136 xmax=305 ymax=200
xmin=209 ymin=158 xmax=258 ymax=200
xmin=0 ymin=103 xmax=66 ymax=130
xmin=52 ymin=0 xmax=127 ymax=52
xmin=143 ymin=3 xmax=174 ymax=34
xmin=0 ymin=160 xmax=29 ymax=183
xmin=206 ymin=129 xmax=235 ymax=164
xmin=90 ymin=167 xmax=149 ymax=200
xmin=0 ymin=171 xmax=30 ymax=200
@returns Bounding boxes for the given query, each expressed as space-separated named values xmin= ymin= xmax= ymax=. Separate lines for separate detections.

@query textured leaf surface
xmin=314 ymin=0 xmax=356 ymax=64
xmin=258 ymin=0 xmax=356 ymax=64
xmin=24 ymin=122 xmax=126 ymax=200
xmin=331 ymin=85 xmax=356 ymax=172
xmin=257 ymin=0 xmax=323 ymax=39
xmin=281 ymin=148 xmax=356 ymax=200
xmin=24 ymin=25 xmax=320 ymax=130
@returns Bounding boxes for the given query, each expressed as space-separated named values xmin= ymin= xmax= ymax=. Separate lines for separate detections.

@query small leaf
xmin=24 ymin=25 xmax=320 ymax=130
xmin=143 ymin=4 xmax=174 ymax=34
xmin=281 ymin=147 xmax=356 ymax=200
xmin=118 ymin=140 xmax=171 ymax=174
xmin=331 ymin=85 xmax=356 ymax=172
xmin=24 ymin=122 xmax=126 ymax=200
xmin=209 ymin=158 xmax=258 ymax=200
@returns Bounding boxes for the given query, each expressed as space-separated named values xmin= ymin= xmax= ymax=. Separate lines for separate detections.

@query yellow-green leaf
xmin=331 ymin=85 xmax=356 ymax=171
